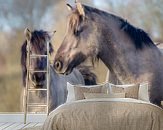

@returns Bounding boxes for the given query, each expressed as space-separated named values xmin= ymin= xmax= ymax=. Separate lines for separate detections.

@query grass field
xmin=0 ymin=47 xmax=107 ymax=112
xmin=0 ymin=64 xmax=22 ymax=112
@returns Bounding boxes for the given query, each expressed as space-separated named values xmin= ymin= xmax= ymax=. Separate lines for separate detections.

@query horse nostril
xmin=54 ymin=61 xmax=62 ymax=71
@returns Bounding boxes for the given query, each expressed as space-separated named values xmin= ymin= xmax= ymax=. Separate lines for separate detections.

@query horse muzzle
xmin=31 ymin=73 xmax=46 ymax=87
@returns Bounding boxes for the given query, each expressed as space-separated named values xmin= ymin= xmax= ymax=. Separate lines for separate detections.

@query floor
xmin=0 ymin=122 xmax=43 ymax=130
xmin=0 ymin=113 xmax=46 ymax=130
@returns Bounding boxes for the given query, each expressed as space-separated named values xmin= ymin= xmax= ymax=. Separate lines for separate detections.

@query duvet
xmin=42 ymin=98 xmax=163 ymax=130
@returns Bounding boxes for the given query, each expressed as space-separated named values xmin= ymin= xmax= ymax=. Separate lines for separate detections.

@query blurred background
xmin=0 ymin=0 xmax=163 ymax=112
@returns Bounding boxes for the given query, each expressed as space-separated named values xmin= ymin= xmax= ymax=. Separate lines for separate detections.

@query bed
xmin=42 ymin=98 xmax=163 ymax=130
xmin=23 ymin=82 xmax=163 ymax=130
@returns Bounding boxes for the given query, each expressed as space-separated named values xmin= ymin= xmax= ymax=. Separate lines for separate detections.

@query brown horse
xmin=21 ymin=28 xmax=96 ymax=112
xmin=54 ymin=2 xmax=163 ymax=107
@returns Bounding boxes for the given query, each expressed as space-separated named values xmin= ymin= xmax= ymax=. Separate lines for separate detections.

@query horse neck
xmin=98 ymin=17 xmax=162 ymax=84
xmin=49 ymin=65 xmax=61 ymax=90
xmin=96 ymin=15 xmax=145 ymax=83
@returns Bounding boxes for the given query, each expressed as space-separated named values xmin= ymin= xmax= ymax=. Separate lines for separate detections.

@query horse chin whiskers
xmin=36 ymin=85 xmax=44 ymax=88
xmin=65 ymin=60 xmax=78 ymax=75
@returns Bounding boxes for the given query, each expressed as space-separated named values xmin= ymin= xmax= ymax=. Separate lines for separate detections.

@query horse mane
xmin=120 ymin=20 xmax=155 ymax=49
xmin=21 ymin=41 xmax=27 ymax=87
xmin=20 ymin=30 xmax=54 ymax=87
xmin=82 ymin=5 xmax=155 ymax=50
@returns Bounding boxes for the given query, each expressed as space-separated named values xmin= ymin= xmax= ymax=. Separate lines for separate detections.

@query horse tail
xmin=76 ymin=65 xmax=97 ymax=85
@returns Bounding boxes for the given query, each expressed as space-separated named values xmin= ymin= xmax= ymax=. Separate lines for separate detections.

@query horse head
xmin=54 ymin=2 xmax=100 ymax=75
xmin=21 ymin=28 xmax=55 ymax=88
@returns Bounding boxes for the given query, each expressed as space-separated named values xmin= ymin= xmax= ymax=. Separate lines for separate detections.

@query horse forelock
xmin=31 ymin=30 xmax=53 ymax=54
xmin=68 ymin=12 xmax=81 ymax=33
xmin=68 ymin=5 xmax=101 ymax=28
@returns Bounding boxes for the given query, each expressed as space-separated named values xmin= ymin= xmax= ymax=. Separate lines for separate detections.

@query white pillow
xmin=66 ymin=82 xmax=109 ymax=103
xmin=66 ymin=82 xmax=76 ymax=103
xmin=138 ymin=82 xmax=149 ymax=102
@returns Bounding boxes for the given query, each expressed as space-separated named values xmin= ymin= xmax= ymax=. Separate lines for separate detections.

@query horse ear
xmin=24 ymin=28 xmax=31 ymax=41
xmin=66 ymin=3 xmax=73 ymax=11
xmin=76 ymin=1 xmax=85 ymax=17
xmin=48 ymin=30 xmax=56 ymax=38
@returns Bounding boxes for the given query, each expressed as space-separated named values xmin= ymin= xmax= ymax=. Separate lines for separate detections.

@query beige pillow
xmin=138 ymin=82 xmax=149 ymax=102
xmin=84 ymin=92 xmax=125 ymax=99
xmin=110 ymin=84 xmax=139 ymax=99
xmin=74 ymin=86 xmax=102 ymax=100
xmin=66 ymin=82 xmax=109 ymax=102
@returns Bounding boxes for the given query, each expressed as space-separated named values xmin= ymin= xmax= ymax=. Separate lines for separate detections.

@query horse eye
xmin=74 ymin=30 xmax=80 ymax=36
xmin=74 ymin=28 xmax=83 ymax=36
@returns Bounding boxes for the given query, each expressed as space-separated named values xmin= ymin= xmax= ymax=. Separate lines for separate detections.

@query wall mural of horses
xmin=20 ymin=28 xmax=97 ymax=112
xmin=54 ymin=2 xmax=163 ymax=107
